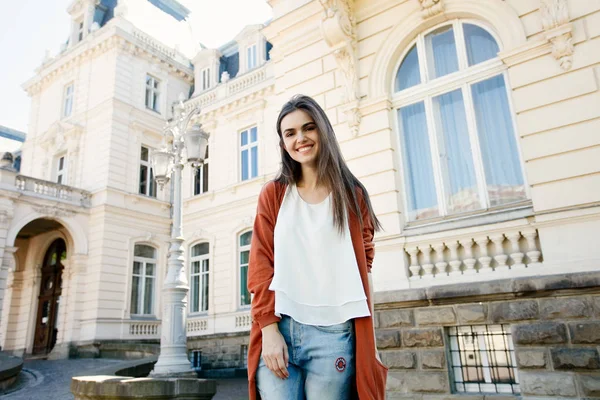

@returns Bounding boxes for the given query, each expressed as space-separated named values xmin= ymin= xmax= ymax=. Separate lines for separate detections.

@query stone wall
xmin=187 ymin=331 xmax=249 ymax=372
xmin=375 ymin=271 xmax=600 ymax=399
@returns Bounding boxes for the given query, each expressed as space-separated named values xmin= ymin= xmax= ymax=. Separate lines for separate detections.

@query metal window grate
xmin=448 ymin=324 xmax=520 ymax=394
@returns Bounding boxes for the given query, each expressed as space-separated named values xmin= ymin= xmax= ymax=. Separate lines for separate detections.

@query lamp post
xmin=150 ymin=96 xmax=209 ymax=377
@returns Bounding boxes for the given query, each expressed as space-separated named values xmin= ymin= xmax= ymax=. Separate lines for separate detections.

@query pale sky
xmin=0 ymin=0 xmax=273 ymax=134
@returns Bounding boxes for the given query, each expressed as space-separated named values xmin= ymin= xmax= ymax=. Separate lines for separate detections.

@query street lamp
xmin=150 ymin=96 xmax=209 ymax=377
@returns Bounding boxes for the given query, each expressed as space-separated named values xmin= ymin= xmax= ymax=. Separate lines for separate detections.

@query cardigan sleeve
xmin=248 ymin=182 xmax=281 ymax=329
xmin=358 ymin=188 xmax=375 ymax=272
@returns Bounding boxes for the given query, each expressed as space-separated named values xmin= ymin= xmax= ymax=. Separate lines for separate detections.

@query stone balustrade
xmin=227 ymin=67 xmax=267 ymax=95
xmin=125 ymin=320 xmax=161 ymax=339
xmin=187 ymin=318 xmax=208 ymax=335
xmin=235 ymin=313 xmax=251 ymax=329
xmin=15 ymin=175 xmax=91 ymax=207
xmin=405 ymin=227 xmax=542 ymax=280
xmin=186 ymin=63 xmax=272 ymax=111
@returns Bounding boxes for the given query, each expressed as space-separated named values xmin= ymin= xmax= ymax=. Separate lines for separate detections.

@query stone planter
xmin=71 ymin=376 xmax=217 ymax=399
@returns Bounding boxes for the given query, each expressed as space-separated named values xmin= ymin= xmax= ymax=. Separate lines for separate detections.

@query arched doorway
xmin=32 ymin=238 xmax=66 ymax=355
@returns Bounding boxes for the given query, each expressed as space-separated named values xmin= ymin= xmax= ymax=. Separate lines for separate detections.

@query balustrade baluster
xmin=420 ymin=246 xmax=434 ymax=277
xmin=490 ymin=234 xmax=508 ymax=270
xmin=407 ymin=247 xmax=421 ymax=280
xmin=507 ymin=232 xmax=525 ymax=269
xmin=475 ymin=236 xmax=492 ymax=271
xmin=462 ymin=238 xmax=477 ymax=274
xmin=433 ymin=244 xmax=448 ymax=277
xmin=447 ymin=241 xmax=462 ymax=275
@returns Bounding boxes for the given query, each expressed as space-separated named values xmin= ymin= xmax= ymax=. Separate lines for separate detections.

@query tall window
xmin=239 ymin=231 xmax=252 ymax=307
xmin=190 ymin=242 xmax=209 ymax=313
xmin=247 ymin=44 xmax=257 ymax=70
xmin=201 ymin=67 xmax=211 ymax=91
xmin=56 ymin=155 xmax=66 ymax=184
xmin=145 ymin=75 xmax=160 ymax=112
xmin=77 ymin=20 xmax=84 ymax=42
xmin=240 ymin=127 xmax=258 ymax=181
xmin=394 ymin=21 xmax=526 ymax=222
xmin=63 ymin=83 xmax=74 ymax=118
xmin=448 ymin=325 xmax=519 ymax=394
xmin=131 ymin=245 xmax=157 ymax=316
xmin=194 ymin=146 xmax=209 ymax=195
xmin=139 ymin=146 xmax=157 ymax=197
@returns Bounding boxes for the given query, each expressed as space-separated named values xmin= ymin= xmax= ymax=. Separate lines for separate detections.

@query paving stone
xmin=421 ymin=350 xmax=446 ymax=369
xmin=456 ymin=304 xmax=486 ymax=324
xmin=402 ymin=328 xmax=444 ymax=348
xmin=381 ymin=350 xmax=416 ymax=369
xmin=579 ymin=374 xmax=600 ymax=396
xmin=539 ymin=297 xmax=592 ymax=319
xmin=378 ymin=310 xmax=414 ymax=328
xmin=551 ymin=348 xmax=600 ymax=370
xmin=513 ymin=322 xmax=568 ymax=345
xmin=490 ymin=300 xmax=539 ymax=322
xmin=570 ymin=321 xmax=600 ymax=344
xmin=415 ymin=307 xmax=456 ymax=326
xmin=376 ymin=329 xmax=401 ymax=349
xmin=516 ymin=349 xmax=547 ymax=368
xmin=519 ymin=371 xmax=577 ymax=396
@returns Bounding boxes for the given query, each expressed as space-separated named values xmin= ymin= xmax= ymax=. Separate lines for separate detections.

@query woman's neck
xmin=298 ymin=164 xmax=319 ymax=190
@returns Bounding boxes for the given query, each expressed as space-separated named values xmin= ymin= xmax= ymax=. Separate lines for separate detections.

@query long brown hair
xmin=275 ymin=94 xmax=382 ymax=233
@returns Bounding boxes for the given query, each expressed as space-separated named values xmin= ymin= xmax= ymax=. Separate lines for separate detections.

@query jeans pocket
xmin=313 ymin=320 xmax=353 ymax=333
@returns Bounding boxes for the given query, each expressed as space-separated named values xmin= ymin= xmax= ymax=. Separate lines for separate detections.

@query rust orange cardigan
xmin=247 ymin=180 xmax=388 ymax=399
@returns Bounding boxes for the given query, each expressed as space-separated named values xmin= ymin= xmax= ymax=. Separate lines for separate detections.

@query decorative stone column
xmin=0 ymin=247 xmax=17 ymax=349
xmin=49 ymin=254 xmax=87 ymax=360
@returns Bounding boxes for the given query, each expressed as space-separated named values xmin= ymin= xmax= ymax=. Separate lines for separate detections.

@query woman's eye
xmin=306 ymin=126 xmax=315 ymax=131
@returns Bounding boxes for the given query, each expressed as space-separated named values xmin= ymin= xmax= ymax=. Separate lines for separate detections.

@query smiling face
xmin=280 ymin=109 xmax=320 ymax=168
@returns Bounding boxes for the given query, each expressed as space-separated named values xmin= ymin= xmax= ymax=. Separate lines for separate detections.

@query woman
xmin=247 ymin=95 xmax=388 ymax=399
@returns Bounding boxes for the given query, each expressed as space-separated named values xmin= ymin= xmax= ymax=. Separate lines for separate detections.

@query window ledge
xmin=129 ymin=315 xmax=158 ymax=320
xmin=403 ymin=202 xmax=533 ymax=237
xmin=188 ymin=312 xmax=209 ymax=318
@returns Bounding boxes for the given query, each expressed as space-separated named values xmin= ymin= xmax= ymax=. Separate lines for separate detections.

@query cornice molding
xmin=23 ymin=23 xmax=194 ymax=96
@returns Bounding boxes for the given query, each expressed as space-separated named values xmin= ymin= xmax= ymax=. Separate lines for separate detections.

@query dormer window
xmin=246 ymin=44 xmax=257 ymax=70
xmin=77 ymin=20 xmax=84 ymax=42
xmin=201 ymin=67 xmax=211 ymax=91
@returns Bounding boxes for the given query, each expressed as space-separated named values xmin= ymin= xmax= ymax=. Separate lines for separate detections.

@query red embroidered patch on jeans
xmin=335 ymin=357 xmax=346 ymax=372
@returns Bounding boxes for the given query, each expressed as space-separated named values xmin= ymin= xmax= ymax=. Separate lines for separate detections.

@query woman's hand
xmin=261 ymin=323 xmax=290 ymax=379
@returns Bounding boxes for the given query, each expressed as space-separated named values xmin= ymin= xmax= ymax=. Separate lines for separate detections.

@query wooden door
xmin=32 ymin=239 xmax=65 ymax=355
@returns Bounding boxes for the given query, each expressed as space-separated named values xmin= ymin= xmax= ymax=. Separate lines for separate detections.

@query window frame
xmin=62 ymin=83 xmax=74 ymax=119
xmin=247 ymin=44 xmax=258 ymax=70
xmin=239 ymin=127 xmax=259 ymax=182
xmin=238 ymin=230 xmax=252 ymax=309
xmin=56 ymin=154 xmax=66 ymax=185
xmin=130 ymin=244 xmax=157 ymax=317
xmin=139 ymin=145 xmax=157 ymax=198
xmin=145 ymin=74 xmax=161 ymax=113
xmin=77 ymin=19 xmax=84 ymax=42
xmin=201 ymin=67 xmax=211 ymax=91
xmin=189 ymin=242 xmax=210 ymax=315
xmin=447 ymin=324 xmax=520 ymax=394
xmin=193 ymin=146 xmax=209 ymax=196
xmin=391 ymin=19 xmax=529 ymax=225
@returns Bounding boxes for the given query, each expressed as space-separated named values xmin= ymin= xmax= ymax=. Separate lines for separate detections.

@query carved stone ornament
xmin=32 ymin=205 xmax=76 ymax=218
xmin=540 ymin=0 xmax=573 ymax=70
xmin=419 ymin=0 xmax=444 ymax=19
xmin=319 ymin=0 xmax=361 ymax=136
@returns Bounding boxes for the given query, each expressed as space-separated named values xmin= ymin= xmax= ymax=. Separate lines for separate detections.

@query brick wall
xmin=375 ymin=271 xmax=600 ymax=399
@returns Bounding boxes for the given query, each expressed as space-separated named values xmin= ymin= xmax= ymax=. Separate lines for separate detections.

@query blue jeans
xmin=256 ymin=315 xmax=356 ymax=400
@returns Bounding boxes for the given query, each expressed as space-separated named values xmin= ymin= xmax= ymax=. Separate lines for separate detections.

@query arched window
xmin=239 ymin=231 xmax=252 ymax=307
xmin=394 ymin=21 xmax=526 ymax=222
xmin=131 ymin=244 xmax=157 ymax=316
xmin=190 ymin=242 xmax=210 ymax=313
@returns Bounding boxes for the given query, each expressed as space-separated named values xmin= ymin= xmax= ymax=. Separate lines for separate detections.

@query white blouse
xmin=269 ymin=184 xmax=370 ymax=326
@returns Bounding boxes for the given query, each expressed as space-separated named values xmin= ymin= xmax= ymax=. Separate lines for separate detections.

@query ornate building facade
xmin=1 ymin=0 xmax=600 ymax=397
